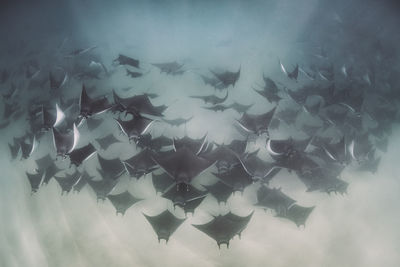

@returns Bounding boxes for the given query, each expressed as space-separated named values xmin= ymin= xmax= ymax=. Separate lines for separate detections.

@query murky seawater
xmin=0 ymin=0 xmax=400 ymax=266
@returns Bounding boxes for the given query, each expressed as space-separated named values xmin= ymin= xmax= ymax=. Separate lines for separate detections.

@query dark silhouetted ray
xmin=212 ymin=164 xmax=253 ymax=193
xmin=203 ymin=181 xmax=234 ymax=204
xmin=97 ymin=154 xmax=125 ymax=180
xmin=192 ymin=211 xmax=253 ymax=248
xmin=152 ymin=172 xmax=175 ymax=194
xmin=107 ymin=191 xmax=141 ymax=215
xmin=163 ymin=116 xmax=193 ymax=127
xmin=152 ymin=61 xmax=184 ymax=75
xmin=54 ymin=170 xmax=81 ymax=195
xmin=116 ymin=115 xmax=154 ymax=141
xmin=26 ymin=169 xmax=44 ymax=193
xmin=68 ymin=143 xmax=96 ymax=166
xmin=211 ymin=67 xmax=240 ymax=87
xmin=88 ymin=178 xmax=118 ymax=201
xmin=114 ymin=54 xmax=140 ymax=68
xmin=162 ymin=183 xmax=206 ymax=209
xmin=52 ymin=124 xmax=78 ymax=157
xmin=143 ymin=210 xmax=185 ymax=242
xmin=236 ymin=107 xmax=277 ymax=136
xmin=79 ymin=84 xmax=111 ymax=118
xmin=95 ymin=134 xmax=121 ymax=150
xmin=86 ymin=117 xmax=103 ymax=131
xmin=123 ymin=149 xmax=158 ymax=178
xmin=173 ymin=134 xmax=207 ymax=155
xmin=152 ymin=147 xmax=214 ymax=185
xmin=190 ymin=91 xmax=228 ymax=105
xmin=276 ymin=204 xmax=314 ymax=227
xmin=256 ymin=186 xmax=296 ymax=214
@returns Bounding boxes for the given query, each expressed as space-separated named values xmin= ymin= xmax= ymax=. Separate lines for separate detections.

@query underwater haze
xmin=1 ymin=0 xmax=400 ymax=266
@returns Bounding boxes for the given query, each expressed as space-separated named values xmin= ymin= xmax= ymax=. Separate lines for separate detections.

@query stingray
xmin=41 ymin=161 xmax=63 ymax=185
xmin=205 ymin=146 xmax=242 ymax=174
xmin=173 ymin=134 xmax=208 ymax=155
xmin=253 ymin=76 xmax=282 ymax=103
xmin=39 ymin=104 xmax=65 ymax=131
xmin=228 ymin=102 xmax=253 ymax=113
xmin=348 ymin=133 xmax=373 ymax=161
xmin=267 ymin=137 xmax=312 ymax=155
xmin=286 ymin=89 xmax=309 ymax=106
xmin=256 ymin=185 xmax=296 ymax=214
xmin=323 ymin=107 xmax=348 ymax=127
xmin=152 ymin=61 xmax=184 ymax=75
xmin=275 ymin=204 xmax=314 ymax=227
xmin=224 ymin=139 xmax=248 ymax=154
xmin=162 ymin=183 xmax=207 ymax=210
xmin=35 ymin=154 xmax=54 ymax=172
xmin=25 ymin=169 xmax=44 ymax=193
xmin=303 ymin=100 xmax=321 ymax=116
xmin=87 ymin=178 xmax=118 ymax=201
xmin=203 ymin=181 xmax=234 ymax=204
xmin=95 ymin=134 xmax=121 ymax=150
xmin=152 ymin=147 xmax=215 ymax=185
xmin=97 ymin=154 xmax=126 ymax=181
xmin=68 ymin=143 xmax=96 ymax=167
xmin=296 ymin=167 xmax=348 ymax=194
xmin=49 ymin=71 xmax=68 ymax=91
xmin=301 ymin=124 xmax=322 ymax=137
xmin=113 ymin=91 xmax=167 ymax=117
xmin=199 ymin=74 xmax=227 ymax=90
xmin=212 ymin=164 xmax=253 ymax=193
xmin=79 ymin=84 xmax=111 ymax=118
xmin=280 ymin=60 xmax=299 ymax=81
xmin=152 ymin=172 xmax=175 ymax=194
xmin=135 ymin=134 xmax=172 ymax=151
xmin=143 ymin=210 xmax=185 ymax=243
xmin=210 ymin=67 xmax=240 ymax=87
xmin=357 ymin=150 xmax=381 ymax=174
xmin=123 ymin=149 xmax=158 ymax=179
xmin=86 ymin=117 xmax=103 ymax=131
xmin=163 ymin=116 xmax=193 ymax=127
xmin=54 ymin=170 xmax=82 ymax=195
xmin=239 ymin=152 xmax=280 ymax=182
xmin=115 ymin=115 xmax=154 ymax=141
xmin=192 ymin=211 xmax=253 ymax=248
xmin=321 ymin=136 xmax=349 ymax=165
xmin=181 ymin=195 xmax=207 ymax=216
xmin=267 ymin=138 xmax=317 ymax=172
xmin=66 ymin=46 xmax=97 ymax=57
xmin=52 ymin=124 xmax=79 ymax=157
xmin=190 ymin=91 xmax=228 ymax=105
xmin=202 ymin=104 xmax=231 ymax=112
xmin=126 ymin=69 xmax=143 ymax=78
xmin=19 ymin=135 xmax=38 ymax=159
xmin=75 ymin=71 xmax=100 ymax=80
xmin=318 ymin=63 xmax=334 ymax=82
xmin=205 ymin=139 xmax=247 ymax=173
xmin=236 ymin=106 xmax=277 ymax=136
xmin=276 ymin=108 xmax=302 ymax=125
xmin=114 ymin=54 xmax=140 ymax=68
xmin=268 ymin=118 xmax=280 ymax=130
xmin=107 ymin=191 xmax=141 ymax=215
xmin=73 ymin=171 xmax=94 ymax=193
